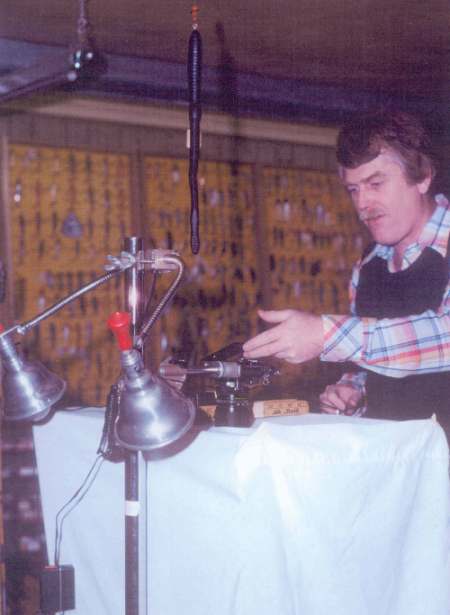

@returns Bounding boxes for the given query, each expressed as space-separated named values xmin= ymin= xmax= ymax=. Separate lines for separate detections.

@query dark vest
xmin=354 ymin=245 xmax=450 ymax=434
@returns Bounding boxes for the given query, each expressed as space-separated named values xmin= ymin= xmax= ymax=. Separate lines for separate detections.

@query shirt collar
xmin=362 ymin=194 xmax=450 ymax=270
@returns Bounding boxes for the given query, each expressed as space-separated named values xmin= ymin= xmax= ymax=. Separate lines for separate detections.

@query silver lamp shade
xmin=0 ymin=334 xmax=66 ymax=422
xmin=115 ymin=349 xmax=195 ymax=451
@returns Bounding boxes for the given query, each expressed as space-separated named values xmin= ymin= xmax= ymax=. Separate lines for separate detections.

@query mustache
xmin=358 ymin=209 xmax=384 ymax=222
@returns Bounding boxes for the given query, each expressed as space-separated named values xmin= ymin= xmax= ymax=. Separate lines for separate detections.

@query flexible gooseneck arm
xmin=0 ymin=267 xmax=126 ymax=339
xmin=135 ymin=253 xmax=185 ymax=348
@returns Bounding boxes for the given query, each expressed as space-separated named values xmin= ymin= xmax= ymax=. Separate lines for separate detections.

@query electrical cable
xmin=53 ymin=453 xmax=105 ymax=566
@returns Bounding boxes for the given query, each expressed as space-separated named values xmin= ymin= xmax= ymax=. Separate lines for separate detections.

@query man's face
xmin=341 ymin=151 xmax=432 ymax=256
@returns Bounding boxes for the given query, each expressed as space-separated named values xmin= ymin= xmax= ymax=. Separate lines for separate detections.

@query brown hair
xmin=336 ymin=110 xmax=437 ymax=185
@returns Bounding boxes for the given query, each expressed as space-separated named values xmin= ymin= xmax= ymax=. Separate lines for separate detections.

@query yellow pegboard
xmin=8 ymin=145 xmax=132 ymax=405
xmin=6 ymin=147 xmax=367 ymax=402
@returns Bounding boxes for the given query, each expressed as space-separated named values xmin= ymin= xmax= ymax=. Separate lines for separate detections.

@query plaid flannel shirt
xmin=320 ymin=194 xmax=450 ymax=395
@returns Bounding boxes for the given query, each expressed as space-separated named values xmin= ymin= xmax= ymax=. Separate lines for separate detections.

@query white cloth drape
xmin=34 ymin=410 xmax=450 ymax=615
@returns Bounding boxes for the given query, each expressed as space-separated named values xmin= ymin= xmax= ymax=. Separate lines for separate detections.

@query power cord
xmin=40 ymin=452 xmax=105 ymax=614
xmin=54 ymin=453 xmax=105 ymax=565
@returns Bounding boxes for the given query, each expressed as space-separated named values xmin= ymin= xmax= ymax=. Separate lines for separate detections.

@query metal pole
xmin=124 ymin=237 xmax=145 ymax=341
xmin=125 ymin=449 xmax=139 ymax=615
xmin=123 ymin=237 xmax=144 ymax=615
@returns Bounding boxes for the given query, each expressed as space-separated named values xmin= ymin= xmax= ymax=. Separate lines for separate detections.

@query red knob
xmin=0 ymin=324 xmax=4 ymax=333
xmin=107 ymin=312 xmax=133 ymax=351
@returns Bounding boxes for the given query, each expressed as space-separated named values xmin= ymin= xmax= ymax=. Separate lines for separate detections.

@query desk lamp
xmin=107 ymin=310 xmax=195 ymax=451
xmin=0 ymin=323 xmax=66 ymax=423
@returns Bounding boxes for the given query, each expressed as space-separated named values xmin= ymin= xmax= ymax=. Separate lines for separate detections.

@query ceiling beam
xmin=0 ymin=38 xmax=440 ymax=124
xmin=29 ymin=97 xmax=340 ymax=147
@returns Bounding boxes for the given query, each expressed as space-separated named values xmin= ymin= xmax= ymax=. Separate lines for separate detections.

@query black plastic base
xmin=214 ymin=400 xmax=254 ymax=427
xmin=40 ymin=564 xmax=75 ymax=613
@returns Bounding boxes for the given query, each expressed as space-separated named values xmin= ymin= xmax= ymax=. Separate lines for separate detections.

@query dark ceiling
xmin=0 ymin=0 xmax=449 ymax=124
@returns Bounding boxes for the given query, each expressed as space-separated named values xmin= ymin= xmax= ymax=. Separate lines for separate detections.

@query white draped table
xmin=34 ymin=409 xmax=450 ymax=615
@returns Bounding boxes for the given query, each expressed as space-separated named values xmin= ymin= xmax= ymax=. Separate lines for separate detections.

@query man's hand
xmin=242 ymin=309 xmax=323 ymax=363
xmin=319 ymin=384 xmax=363 ymax=415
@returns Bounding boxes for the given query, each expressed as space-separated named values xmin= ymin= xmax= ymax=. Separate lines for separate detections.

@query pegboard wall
xmin=8 ymin=144 xmax=132 ymax=405
xmin=263 ymin=167 xmax=363 ymax=313
xmin=1 ymin=117 xmax=364 ymax=405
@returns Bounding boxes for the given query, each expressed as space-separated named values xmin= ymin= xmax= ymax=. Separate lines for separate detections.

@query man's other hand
xmin=242 ymin=309 xmax=323 ymax=364
xmin=319 ymin=384 xmax=363 ymax=415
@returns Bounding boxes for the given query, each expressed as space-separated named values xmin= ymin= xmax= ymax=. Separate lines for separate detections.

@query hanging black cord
xmin=188 ymin=20 xmax=202 ymax=254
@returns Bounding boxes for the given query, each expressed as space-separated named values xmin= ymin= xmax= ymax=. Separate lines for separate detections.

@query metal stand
xmin=0 ymin=234 xmax=191 ymax=615
xmin=123 ymin=237 xmax=145 ymax=615
xmin=125 ymin=450 xmax=139 ymax=615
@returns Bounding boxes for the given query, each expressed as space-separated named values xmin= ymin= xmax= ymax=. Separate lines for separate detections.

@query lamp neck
xmin=120 ymin=349 xmax=148 ymax=382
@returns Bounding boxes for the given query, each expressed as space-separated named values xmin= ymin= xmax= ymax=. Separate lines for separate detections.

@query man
xmin=243 ymin=110 xmax=450 ymax=435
